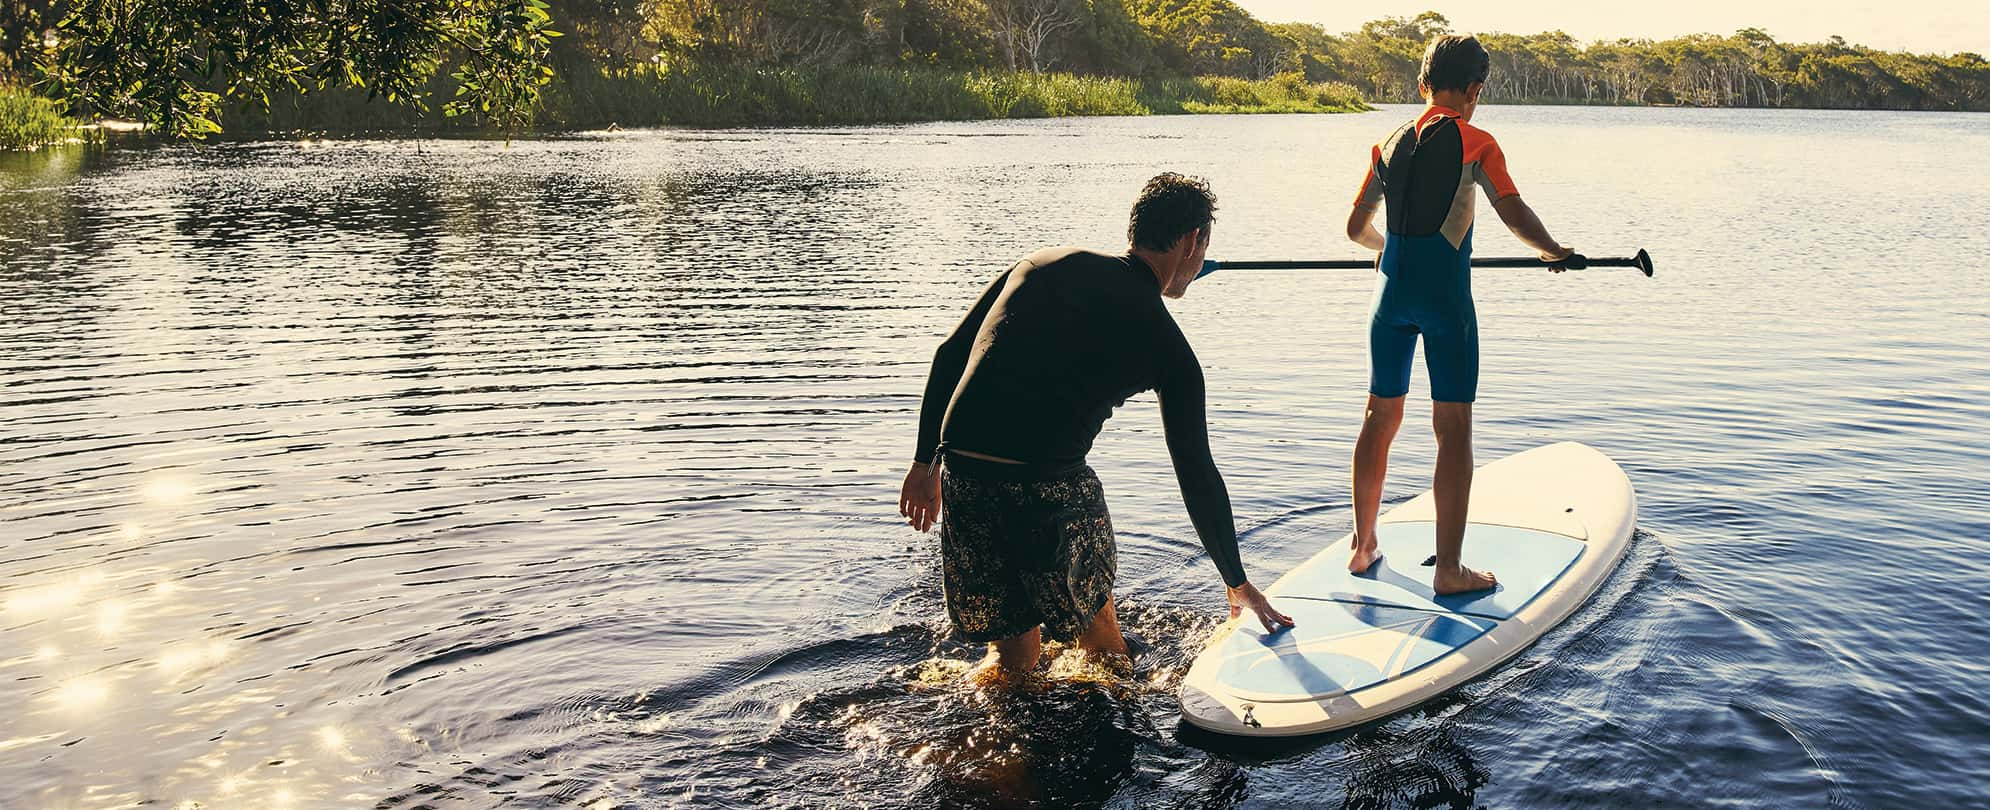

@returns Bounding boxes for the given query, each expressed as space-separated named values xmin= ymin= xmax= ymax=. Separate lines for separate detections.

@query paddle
xmin=1196 ymin=249 xmax=1655 ymax=279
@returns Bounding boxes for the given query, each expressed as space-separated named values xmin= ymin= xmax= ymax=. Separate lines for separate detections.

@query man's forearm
xmin=1179 ymin=468 xmax=1249 ymax=588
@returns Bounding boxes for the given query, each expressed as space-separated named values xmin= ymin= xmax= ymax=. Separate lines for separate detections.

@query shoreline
xmin=2 ymin=69 xmax=1371 ymax=151
xmin=14 ymin=76 xmax=1990 ymax=153
xmin=237 ymin=68 xmax=1374 ymax=133
xmin=18 ymin=102 xmax=1989 ymax=155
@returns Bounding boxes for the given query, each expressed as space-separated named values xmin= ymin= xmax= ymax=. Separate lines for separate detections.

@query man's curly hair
xmin=1128 ymin=173 xmax=1217 ymax=252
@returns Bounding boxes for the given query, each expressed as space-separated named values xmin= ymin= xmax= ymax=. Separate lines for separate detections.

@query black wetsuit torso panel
xmin=1381 ymin=116 xmax=1462 ymax=237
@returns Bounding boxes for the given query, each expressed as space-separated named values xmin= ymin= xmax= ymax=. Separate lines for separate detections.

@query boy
xmin=1343 ymin=35 xmax=1576 ymax=593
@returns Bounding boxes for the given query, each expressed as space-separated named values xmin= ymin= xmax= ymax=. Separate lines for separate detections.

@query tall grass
xmin=551 ymin=64 xmax=1367 ymax=128
xmin=186 ymin=65 xmax=1371 ymax=136
xmin=1156 ymin=73 xmax=1370 ymax=115
xmin=0 ymin=87 xmax=83 ymax=150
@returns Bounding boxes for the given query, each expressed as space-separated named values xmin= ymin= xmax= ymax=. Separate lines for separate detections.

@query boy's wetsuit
xmin=1353 ymin=104 xmax=1520 ymax=403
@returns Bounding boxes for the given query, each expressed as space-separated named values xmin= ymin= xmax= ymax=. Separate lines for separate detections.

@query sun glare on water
xmin=95 ymin=600 xmax=130 ymax=635
xmin=5 ymin=571 xmax=103 ymax=616
xmin=139 ymin=476 xmax=198 ymax=505
xmin=53 ymin=676 xmax=111 ymax=711
xmin=158 ymin=640 xmax=231 ymax=674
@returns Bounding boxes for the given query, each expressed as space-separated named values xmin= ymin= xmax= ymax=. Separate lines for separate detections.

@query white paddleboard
xmin=1178 ymin=442 xmax=1636 ymax=736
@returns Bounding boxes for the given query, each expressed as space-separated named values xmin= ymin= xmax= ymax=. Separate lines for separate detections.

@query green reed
xmin=126 ymin=65 xmax=1372 ymax=137
xmin=0 ymin=87 xmax=84 ymax=151
xmin=544 ymin=65 xmax=1368 ymax=128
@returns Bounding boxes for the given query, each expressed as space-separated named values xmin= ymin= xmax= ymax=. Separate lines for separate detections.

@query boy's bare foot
xmin=1348 ymin=543 xmax=1383 ymax=574
xmin=1433 ymin=564 xmax=1497 ymax=595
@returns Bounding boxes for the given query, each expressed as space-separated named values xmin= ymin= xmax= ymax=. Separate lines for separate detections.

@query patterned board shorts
xmin=939 ymin=458 xmax=1116 ymax=644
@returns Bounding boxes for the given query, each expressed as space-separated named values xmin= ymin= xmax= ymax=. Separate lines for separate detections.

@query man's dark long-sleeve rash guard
xmin=912 ymin=247 xmax=1248 ymax=588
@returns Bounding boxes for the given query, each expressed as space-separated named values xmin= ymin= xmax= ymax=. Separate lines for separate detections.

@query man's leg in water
xmin=1350 ymin=394 xmax=1406 ymax=573
xmin=1074 ymin=595 xmax=1129 ymax=659
xmin=972 ymin=596 xmax=1121 ymax=683
xmin=1431 ymin=400 xmax=1496 ymax=594
xmin=972 ymin=627 xmax=1042 ymax=682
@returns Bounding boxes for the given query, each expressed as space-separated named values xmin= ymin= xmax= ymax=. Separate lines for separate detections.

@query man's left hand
xmin=898 ymin=462 xmax=942 ymax=532
xmin=1227 ymin=582 xmax=1295 ymax=632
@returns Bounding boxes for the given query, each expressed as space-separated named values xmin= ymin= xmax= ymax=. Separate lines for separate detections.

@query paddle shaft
xmin=1217 ymin=254 xmax=1645 ymax=271
xmin=1198 ymin=249 xmax=1654 ymax=279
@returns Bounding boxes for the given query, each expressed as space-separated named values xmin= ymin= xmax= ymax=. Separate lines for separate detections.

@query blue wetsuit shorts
xmin=1368 ymin=230 xmax=1478 ymax=403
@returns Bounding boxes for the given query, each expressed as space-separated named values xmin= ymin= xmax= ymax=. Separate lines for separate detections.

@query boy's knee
xmin=1430 ymin=407 xmax=1472 ymax=443
xmin=1364 ymin=397 xmax=1406 ymax=428
xmin=1365 ymin=409 xmax=1404 ymax=432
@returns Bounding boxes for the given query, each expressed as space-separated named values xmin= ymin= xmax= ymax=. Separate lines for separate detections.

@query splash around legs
xmin=966 ymin=598 xmax=1130 ymax=687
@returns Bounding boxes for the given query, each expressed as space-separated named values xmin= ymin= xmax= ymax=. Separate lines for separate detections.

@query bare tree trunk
xmin=1253 ymin=48 xmax=1289 ymax=80
xmin=1017 ymin=0 xmax=1080 ymax=73
xmin=986 ymin=1 xmax=1020 ymax=71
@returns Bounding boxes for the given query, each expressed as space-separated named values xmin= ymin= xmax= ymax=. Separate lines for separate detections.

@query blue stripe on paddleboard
xmin=1212 ymin=599 xmax=1493 ymax=701
xmin=1276 ymin=523 xmax=1586 ymax=621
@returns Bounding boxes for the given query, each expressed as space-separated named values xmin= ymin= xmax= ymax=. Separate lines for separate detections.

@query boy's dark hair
xmin=1128 ymin=173 xmax=1216 ymax=252
xmin=1419 ymin=34 xmax=1490 ymax=93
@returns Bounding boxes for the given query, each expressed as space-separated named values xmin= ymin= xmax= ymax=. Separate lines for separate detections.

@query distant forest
xmin=2 ymin=0 xmax=1986 ymax=120
xmin=585 ymin=1 xmax=1990 ymax=111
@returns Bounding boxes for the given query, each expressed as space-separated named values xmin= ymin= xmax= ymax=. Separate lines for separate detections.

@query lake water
xmin=3 ymin=105 xmax=1987 ymax=809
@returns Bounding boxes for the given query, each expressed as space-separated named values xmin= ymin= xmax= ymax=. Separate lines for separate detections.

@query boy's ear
xmin=1466 ymin=81 xmax=1485 ymax=103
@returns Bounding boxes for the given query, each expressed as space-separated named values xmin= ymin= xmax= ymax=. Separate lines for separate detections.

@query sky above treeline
xmin=1231 ymin=1 xmax=1988 ymax=55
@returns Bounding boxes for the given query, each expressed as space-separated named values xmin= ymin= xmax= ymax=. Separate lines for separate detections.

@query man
xmin=898 ymin=173 xmax=1293 ymax=681
xmin=1343 ymin=35 xmax=1576 ymax=593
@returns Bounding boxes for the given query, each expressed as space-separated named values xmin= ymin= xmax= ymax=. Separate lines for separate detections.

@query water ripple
xmin=2 ymin=107 xmax=1987 ymax=808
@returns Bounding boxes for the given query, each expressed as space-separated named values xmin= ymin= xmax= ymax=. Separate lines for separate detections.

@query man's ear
xmin=1171 ymin=229 xmax=1198 ymax=259
xmin=1467 ymin=81 xmax=1485 ymax=103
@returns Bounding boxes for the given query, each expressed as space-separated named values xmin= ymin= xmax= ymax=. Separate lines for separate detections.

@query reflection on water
xmin=3 ymin=107 xmax=1989 ymax=808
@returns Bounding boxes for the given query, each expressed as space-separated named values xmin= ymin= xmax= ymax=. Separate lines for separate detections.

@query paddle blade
xmin=1197 ymin=259 xmax=1221 ymax=279
xmin=1635 ymin=249 xmax=1654 ymax=277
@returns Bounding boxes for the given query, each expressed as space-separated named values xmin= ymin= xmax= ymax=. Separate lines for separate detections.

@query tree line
xmin=2 ymin=0 xmax=1985 ymax=139
xmin=618 ymin=3 xmax=1984 ymax=111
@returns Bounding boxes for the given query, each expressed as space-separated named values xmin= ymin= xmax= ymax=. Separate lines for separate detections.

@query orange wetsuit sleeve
xmin=1467 ymin=131 xmax=1520 ymax=202
xmin=1353 ymin=143 xmax=1384 ymax=209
